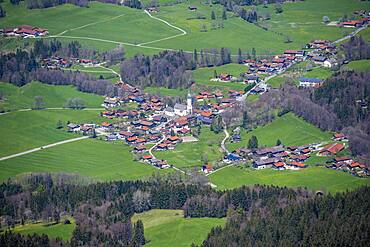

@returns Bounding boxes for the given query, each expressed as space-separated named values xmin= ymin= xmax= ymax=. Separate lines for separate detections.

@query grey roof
xmin=174 ymin=103 xmax=187 ymax=111
xmin=313 ymin=56 xmax=327 ymax=62
xmin=254 ymin=158 xmax=276 ymax=166
xmin=299 ymin=77 xmax=323 ymax=83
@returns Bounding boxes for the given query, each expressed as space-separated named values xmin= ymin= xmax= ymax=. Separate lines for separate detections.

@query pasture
xmin=132 ymin=209 xmax=225 ymax=247
xmin=0 ymin=138 xmax=168 ymax=182
xmin=0 ymin=81 xmax=103 ymax=111
xmin=342 ymin=60 xmax=370 ymax=73
xmin=227 ymin=112 xmax=332 ymax=151
xmin=209 ymin=166 xmax=370 ymax=193
xmin=0 ymin=109 xmax=106 ymax=157
xmin=154 ymin=127 xmax=224 ymax=169
xmin=7 ymin=217 xmax=76 ymax=241
xmin=192 ymin=63 xmax=247 ymax=92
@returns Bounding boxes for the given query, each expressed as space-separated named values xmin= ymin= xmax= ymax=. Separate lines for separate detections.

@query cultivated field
xmin=0 ymin=138 xmax=169 ymax=182
xmin=209 ymin=166 xmax=370 ymax=193
xmin=0 ymin=109 xmax=106 ymax=157
xmin=132 ymin=209 xmax=225 ymax=247
xmin=154 ymin=127 xmax=224 ymax=169
xmin=227 ymin=112 xmax=332 ymax=151
xmin=0 ymin=81 xmax=103 ymax=111
xmin=7 ymin=217 xmax=76 ymax=241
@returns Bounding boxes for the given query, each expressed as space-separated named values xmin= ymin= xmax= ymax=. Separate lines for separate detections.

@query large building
xmin=173 ymin=94 xmax=193 ymax=116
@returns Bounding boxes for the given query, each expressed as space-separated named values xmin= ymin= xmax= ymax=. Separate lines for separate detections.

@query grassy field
xmin=227 ymin=112 xmax=332 ymax=151
xmin=154 ymin=127 xmax=224 ymax=169
xmin=209 ymin=166 xmax=370 ymax=193
xmin=8 ymin=217 xmax=76 ymax=241
xmin=132 ymin=209 xmax=225 ymax=247
xmin=192 ymin=63 xmax=247 ymax=92
xmin=304 ymin=67 xmax=332 ymax=79
xmin=0 ymin=109 xmax=107 ymax=157
xmin=144 ymin=86 xmax=187 ymax=97
xmin=0 ymin=81 xmax=103 ymax=111
xmin=342 ymin=60 xmax=370 ymax=73
xmin=0 ymin=138 xmax=169 ymax=182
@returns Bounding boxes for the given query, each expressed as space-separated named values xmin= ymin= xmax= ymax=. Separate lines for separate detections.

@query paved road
xmin=206 ymin=163 xmax=234 ymax=177
xmin=0 ymin=136 xmax=89 ymax=162
xmin=333 ymin=25 xmax=368 ymax=44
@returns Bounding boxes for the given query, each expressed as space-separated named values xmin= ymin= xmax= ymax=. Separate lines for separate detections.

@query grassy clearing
xmin=0 ymin=81 xmax=103 ymax=111
xmin=0 ymin=109 xmax=107 ymax=157
xmin=0 ymin=139 xmax=169 ymax=182
xmin=303 ymin=67 xmax=332 ymax=79
xmin=8 ymin=217 xmax=76 ymax=241
xmin=227 ymin=112 xmax=332 ymax=151
xmin=154 ymin=127 xmax=224 ymax=169
xmin=209 ymin=166 xmax=370 ymax=193
xmin=132 ymin=209 xmax=225 ymax=247
xmin=144 ymin=87 xmax=187 ymax=97
xmin=192 ymin=63 xmax=247 ymax=92
xmin=342 ymin=60 xmax=370 ymax=73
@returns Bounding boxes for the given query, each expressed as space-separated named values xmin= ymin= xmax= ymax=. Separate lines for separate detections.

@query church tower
xmin=187 ymin=93 xmax=193 ymax=114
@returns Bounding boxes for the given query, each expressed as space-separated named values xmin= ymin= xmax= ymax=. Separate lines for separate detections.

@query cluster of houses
xmin=41 ymin=56 xmax=71 ymax=69
xmin=1 ymin=25 xmax=48 ymax=38
xmin=339 ymin=17 xmax=370 ymax=28
xmin=326 ymin=156 xmax=370 ymax=177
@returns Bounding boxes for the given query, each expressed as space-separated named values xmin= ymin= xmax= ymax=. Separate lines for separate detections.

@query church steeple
xmin=187 ymin=93 xmax=193 ymax=114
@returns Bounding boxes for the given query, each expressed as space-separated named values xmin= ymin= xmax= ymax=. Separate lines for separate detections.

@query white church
xmin=167 ymin=93 xmax=193 ymax=117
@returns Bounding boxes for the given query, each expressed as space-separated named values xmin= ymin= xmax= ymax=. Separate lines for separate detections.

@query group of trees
xmin=26 ymin=0 xmax=89 ymax=9
xmin=201 ymin=186 xmax=370 ymax=247
xmin=341 ymin=36 xmax=369 ymax=61
xmin=0 ymin=5 xmax=6 ymax=17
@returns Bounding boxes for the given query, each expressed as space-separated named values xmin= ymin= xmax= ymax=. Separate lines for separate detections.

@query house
xmin=67 ymin=123 xmax=80 ymax=132
xmin=103 ymin=97 xmax=120 ymax=108
xmin=133 ymin=145 xmax=147 ymax=153
xmin=146 ymin=7 xmax=158 ymax=13
xmin=188 ymin=6 xmax=197 ymax=11
xmin=323 ymin=58 xmax=337 ymax=68
xmin=273 ymin=162 xmax=286 ymax=170
xmin=197 ymin=116 xmax=213 ymax=125
xmin=142 ymin=155 xmax=153 ymax=161
xmin=101 ymin=122 xmax=112 ymax=129
xmin=334 ymin=156 xmax=352 ymax=164
xmin=290 ymin=154 xmax=309 ymax=162
xmin=231 ymin=134 xmax=241 ymax=142
xmin=106 ymin=134 xmax=118 ymax=141
xmin=244 ymin=75 xmax=260 ymax=84
xmin=253 ymin=158 xmax=276 ymax=169
xmin=319 ymin=143 xmax=344 ymax=156
xmin=287 ymin=161 xmax=307 ymax=169
xmin=284 ymin=50 xmax=305 ymax=57
xmin=156 ymin=143 xmax=168 ymax=150
xmin=168 ymin=135 xmax=180 ymax=143
xmin=225 ymin=153 xmax=242 ymax=163
xmin=341 ymin=20 xmax=364 ymax=27
xmin=312 ymin=56 xmax=327 ymax=65
xmin=202 ymin=164 xmax=213 ymax=174
xmin=219 ymin=73 xmax=232 ymax=81
xmin=299 ymin=77 xmax=323 ymax=88
xmin=333 ymin=133 xmax=347 ymax=141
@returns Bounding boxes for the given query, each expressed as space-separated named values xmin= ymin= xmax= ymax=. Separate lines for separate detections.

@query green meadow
xmin=144 ymin=86 xmax=187 ymax=97
xmin=192 ymin=63 xmax=248 ymax=92
xmin=7 ymin=217 xmax=76 ymax=241
xmin=209 ymin=166 xmax=370 ymax=193
xmin=0 ymin=139 xmax=168 ymax=182
xmin=0 ymin=81 xmax=103 ymax=111
xmin=154 ymin=127 xmax=224 ymax=169
xmin=132 ymin=209 xmax=225 ymax=247
xmin=342 ymin=60 xmax=370 ymax=73
xmin=0 ymin=109 xmax=106 ymax=157
xmin=227 ymin=112 xmax=332 ymax=151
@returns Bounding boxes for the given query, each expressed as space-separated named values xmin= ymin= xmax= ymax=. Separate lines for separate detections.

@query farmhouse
xmin=253 ymin=158 xmax=276 ymax=169
xmin=202 ymin=164 xmax=213 ymax=174
xmin=219 ymin=73 xmax=232 ymax=81
xmin=273 ymin=162 xmax=286 ymax=170
xmin=244 ymin=75 xmax=260 ymax=84
xmin=164 ymin=106 xmax=175 ymax=117
xmin=103 ymin=97 xmax=120 ymax=108
xmin=188 ymin=6 xmax=197 ymax=11
xmin=284 ymin=50 xmax=305 ymax=57
xmin=287 ymin=161 xmax=307 ymax=169
xmin=333 ymin=133 xmax=347 ymax=141
xmin=299 ymin=77 xmax=323 ymax=88
xmin=319 ymin=143 xmax=344 ymax=156
xmin=341 ymin=20 xmax=364 ymax=27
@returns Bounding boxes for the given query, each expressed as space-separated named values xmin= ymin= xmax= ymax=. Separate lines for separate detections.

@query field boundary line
xmin=0 ymin=136 xmax=90 ymax=162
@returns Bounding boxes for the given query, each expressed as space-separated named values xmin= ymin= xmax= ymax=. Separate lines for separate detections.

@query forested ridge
xmin=201 ymin=186 xmax=369 ymax=247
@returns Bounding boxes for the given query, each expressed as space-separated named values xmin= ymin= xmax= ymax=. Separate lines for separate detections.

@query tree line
xmin=201 ymin=186 xmax=370 ymax=247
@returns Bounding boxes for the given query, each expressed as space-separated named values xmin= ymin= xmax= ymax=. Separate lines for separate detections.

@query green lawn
xmin=0 ymin=138 xmax=169 ymax=182
xmin=342 ymin=60 xmax=370 ymax=73
xmin=0 ymin=109 xmax=107 ymax=157
xmin=7 ymin=217 xmax=76 ymax=241
xmin=227 ymin=112 xmax=332 ymax=151
xmin=246 ymin=94 xmax=260 ymax=102
xmin=0 ymin=81 xmax=103 ymax=111
xmin=303 ymin=67 xmax=332 ymax=79
xmin=132 ymin=209 xmax=225 ymax=247
xmin=192 ymin=63 xmax=247 ymax=92
xmin=154 ymin=127 xmax=224 ymax=169
xmin=209 ymin=166 xmax=370 ymax=193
